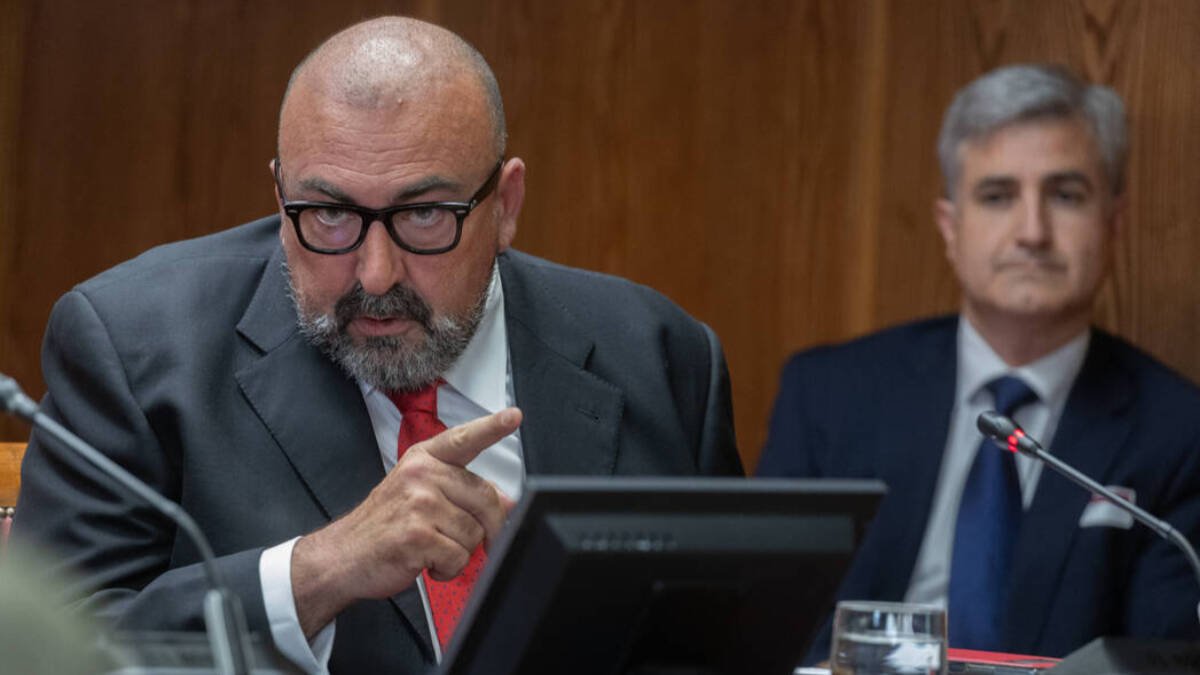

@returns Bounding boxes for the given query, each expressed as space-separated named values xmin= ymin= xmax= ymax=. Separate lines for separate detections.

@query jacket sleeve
xmin=1122 ymin=422 xmax=1200 ymax=640
xmin=695 ymin=322 xmax=743 ymax=477
xmin=11 ymin=288 xmax=271 ymax=634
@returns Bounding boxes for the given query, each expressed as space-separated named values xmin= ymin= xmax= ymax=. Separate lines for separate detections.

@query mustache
xmin=333 ymin=283 xmax=433 ymax=331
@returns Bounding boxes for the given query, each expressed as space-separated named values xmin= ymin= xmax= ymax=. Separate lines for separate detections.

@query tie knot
xmin=987 ymin=375 xmax=1037 ymax=416
xmin=386 ymin=380 xmax=443 ymax=417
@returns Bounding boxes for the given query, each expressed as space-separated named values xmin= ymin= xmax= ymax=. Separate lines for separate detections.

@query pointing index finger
xmin=421 ymin=407 xmax=522 ymax=468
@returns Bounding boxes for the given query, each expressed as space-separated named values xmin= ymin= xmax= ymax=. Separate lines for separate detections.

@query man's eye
xmin=314 ymin=207 xmax=354 ymax=226
xmin=398 ymin=207 xmax=447 ymax=228
xmin=977 ymin=191 xmax=1014 ymax=207
xmin=1051 ymin=188 xmax=1087 ymax=205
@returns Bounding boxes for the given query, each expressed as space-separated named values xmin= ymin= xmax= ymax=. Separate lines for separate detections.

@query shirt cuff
xmin=260 ymin=538 xmax=336 ymax=674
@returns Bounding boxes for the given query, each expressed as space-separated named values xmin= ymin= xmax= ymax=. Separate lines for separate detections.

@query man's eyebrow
xmin=297 ymin=177 xmax=358 ymax=204
xmin=971 ymin=175 xmax=1018 ymax=192
xmin=1043 ymin=170 xmax=1094 ymax=188
xmin=293 ymin=175 xmax=465 ymax=206
xmin=392 ymin=176 xmax=464 ymax=204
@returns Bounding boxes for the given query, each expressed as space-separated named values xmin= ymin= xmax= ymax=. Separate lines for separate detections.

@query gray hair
xmin=937 ymin=64 xmax=1127 ymax=199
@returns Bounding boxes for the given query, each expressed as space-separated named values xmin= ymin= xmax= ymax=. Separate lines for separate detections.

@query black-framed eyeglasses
xmin=274 ymin=159 xmax=504 ymax=255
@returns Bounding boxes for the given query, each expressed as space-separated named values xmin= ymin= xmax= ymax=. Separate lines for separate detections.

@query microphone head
xmin=0 ymin=373 xmax=37 ymax=420
xmin=0 ymin=373 xmax=23 ymax=413
xmin=977 ymin=410 xmax=1018 ymax=442
xmin=976 ymin=410 xmax=1043 ymax=457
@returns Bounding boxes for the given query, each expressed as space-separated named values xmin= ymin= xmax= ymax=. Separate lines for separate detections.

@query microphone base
xmin=1049 ymin=636 xmax=1200 ymax=674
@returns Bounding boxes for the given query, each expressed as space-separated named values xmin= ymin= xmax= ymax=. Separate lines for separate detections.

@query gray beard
xmin=286 ymin=261 xmax=486 ymax=392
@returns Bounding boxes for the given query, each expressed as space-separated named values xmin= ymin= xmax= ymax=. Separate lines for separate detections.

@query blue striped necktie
xmin=948 ymin=375 xmax=1037 ymax=650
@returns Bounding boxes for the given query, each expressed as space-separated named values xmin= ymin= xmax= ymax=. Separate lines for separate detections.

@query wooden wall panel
xmin=2 ymin=1 xmax=1199 ymax=473
xmin=0 ymin=0 xmax=28 ymax=431
xmin=1122 ymin=5 xmax=1200 ymax=381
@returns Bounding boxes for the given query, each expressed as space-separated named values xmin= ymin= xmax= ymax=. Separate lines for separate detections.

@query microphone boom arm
xmin=0 ymin=375 xmax=253 ymax=675
xmin=978 ymin=410 xmax=1200 ymax=626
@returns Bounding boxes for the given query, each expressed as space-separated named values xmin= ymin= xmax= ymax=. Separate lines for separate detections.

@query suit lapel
xmin=869 ymin=319 xmax=959 ymax=599
xmin=498 ymin=252 xmax=623 ymax=476
xmin=1004 ymin=332 xmax=1133 ymax=651
xmin=233 ymin=246 xmax=434 ymax=657
xmin=234 ymin=246 xmax=383 ymax=523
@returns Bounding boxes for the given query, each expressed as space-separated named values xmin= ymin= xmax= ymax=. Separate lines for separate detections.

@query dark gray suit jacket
xmin=14 ymin=215 xmax=742 ymax=672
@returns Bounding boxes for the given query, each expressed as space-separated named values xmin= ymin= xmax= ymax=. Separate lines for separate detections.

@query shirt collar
xmin=442 ymin=265 xmax=509 ymax=413
xmin=957 ymin=316 xmax=1091 ymax=409
xmin=358 ymin=264 xmax=509 ymax=414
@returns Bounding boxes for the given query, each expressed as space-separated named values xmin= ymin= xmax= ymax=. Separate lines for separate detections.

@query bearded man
xmin=13 ymin=17 xmax=740 ymax=673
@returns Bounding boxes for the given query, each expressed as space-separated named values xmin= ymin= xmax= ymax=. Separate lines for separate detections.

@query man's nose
xmin=355 ymin=219 xmax=408 ymax=295
xmin=1016 ymin=196 xmax=1053 ymax=248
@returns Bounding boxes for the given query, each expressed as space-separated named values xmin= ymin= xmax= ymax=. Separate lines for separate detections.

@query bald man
xmin=13 ymin=17 xmax=741 ymax=673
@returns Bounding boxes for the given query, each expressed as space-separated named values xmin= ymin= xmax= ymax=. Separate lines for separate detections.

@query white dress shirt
xmin=260 ymin=266 xmax=523 ymax=674
xmin=904 ymin=318 xmax=1090 ymax=605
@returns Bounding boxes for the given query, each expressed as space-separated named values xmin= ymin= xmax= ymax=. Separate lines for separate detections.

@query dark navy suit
xmin=758 ymin=316 xmax=1200 ymax=660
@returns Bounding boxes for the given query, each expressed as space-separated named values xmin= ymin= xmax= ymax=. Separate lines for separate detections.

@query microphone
xmin=0 ymin=373 xmax=253 ymax=675
xmin=977 ymin=410 xmax=1200 ymax=626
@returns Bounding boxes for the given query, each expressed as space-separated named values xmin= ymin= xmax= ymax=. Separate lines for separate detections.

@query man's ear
xmin=934 ymin=197 xmax=959 ymax=264
xmin=495 ymin=158 xmax=526 ymax=252
xmin=270 ymin=158 xmax=288 ymax=246
xmin=269 ymin=158 xmax=283 ymax=208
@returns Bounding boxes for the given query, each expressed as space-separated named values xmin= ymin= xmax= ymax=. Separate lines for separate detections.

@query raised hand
xmin=291 ymin=407 xmax=522 ymax=637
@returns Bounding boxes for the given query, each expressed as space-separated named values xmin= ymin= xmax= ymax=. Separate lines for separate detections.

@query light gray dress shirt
xmin=904 ymin=318 xmax=1089 ymax=606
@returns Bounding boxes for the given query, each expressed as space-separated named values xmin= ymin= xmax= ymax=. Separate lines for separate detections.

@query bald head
xmin=279 ymin=17 xmax=506 ymax=157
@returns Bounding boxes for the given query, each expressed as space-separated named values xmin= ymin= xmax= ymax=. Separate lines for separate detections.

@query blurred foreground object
xmin=0 ymin=545 xmax=121 ymax=674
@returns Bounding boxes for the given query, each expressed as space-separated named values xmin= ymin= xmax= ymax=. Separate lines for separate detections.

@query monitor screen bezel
xmin=440 ymin=476 xmax=885 ymax=675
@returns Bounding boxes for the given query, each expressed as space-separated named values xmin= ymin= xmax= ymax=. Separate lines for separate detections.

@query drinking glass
xmin=829 ymin=600 xmax=946 ymax=675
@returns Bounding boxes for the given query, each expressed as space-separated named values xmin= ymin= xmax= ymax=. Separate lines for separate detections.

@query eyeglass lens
xmin=299 ymin=205 xmax=459 ymax=252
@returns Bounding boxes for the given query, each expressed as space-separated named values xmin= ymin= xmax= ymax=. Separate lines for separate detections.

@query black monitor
xmin=440 ymin=477 xmax=884 ymax=675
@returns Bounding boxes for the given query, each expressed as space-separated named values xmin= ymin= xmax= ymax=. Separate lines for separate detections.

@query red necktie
xmin=387 ymin=383 xmax=487 ymax=650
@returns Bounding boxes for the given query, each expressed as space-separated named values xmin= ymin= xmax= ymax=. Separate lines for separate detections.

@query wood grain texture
xmin=2 ymin=1 xmax=1199 ymax=472
xmin=0 ymin=442 xmax=24 ymax=508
